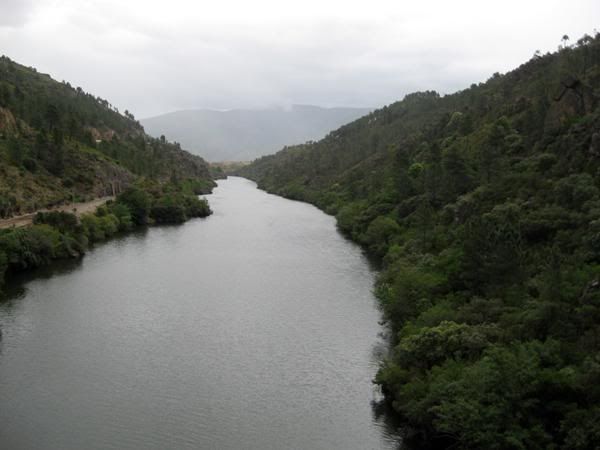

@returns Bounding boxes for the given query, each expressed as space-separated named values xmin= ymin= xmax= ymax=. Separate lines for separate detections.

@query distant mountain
xmin=141 ymin=105 xmax=371 ymax=162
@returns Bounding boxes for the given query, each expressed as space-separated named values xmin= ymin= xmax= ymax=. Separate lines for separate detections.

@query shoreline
xmin=0 ymin=196 xmax=115 ymax=230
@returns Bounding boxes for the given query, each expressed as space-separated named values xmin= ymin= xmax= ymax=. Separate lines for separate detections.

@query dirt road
xmin=0 ymin=196 xmax=114 ymax=229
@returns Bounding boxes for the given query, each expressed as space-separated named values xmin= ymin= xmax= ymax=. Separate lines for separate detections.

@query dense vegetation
xmin=0 ymin=56 xmax=215 ymax=290
xmin=0 ymin=181 xmax=211 ymax=289
xmin=0 ymin=55 xmax=214 ymax=216
xmin=241 ymin=34 xmax=600 ymax=449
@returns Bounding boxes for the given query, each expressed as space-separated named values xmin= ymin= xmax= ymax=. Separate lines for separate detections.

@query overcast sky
xmin=1 ymin=0 xmax=598 ymax=118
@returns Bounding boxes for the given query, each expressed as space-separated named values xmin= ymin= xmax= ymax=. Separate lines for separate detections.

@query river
xmin=0 ymin=177 xmax=400 ymax=449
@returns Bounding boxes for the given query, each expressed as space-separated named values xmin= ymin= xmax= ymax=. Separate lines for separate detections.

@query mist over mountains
xmin=141 ymin=105 xmax=371 ymax=162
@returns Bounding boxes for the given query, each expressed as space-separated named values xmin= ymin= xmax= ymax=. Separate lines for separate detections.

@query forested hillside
xmin=241 ymin=34 xmax=600 ymax=449
xmin=0 ymin=56 xmax=214 ymax=290
xmin=0 ymin=55 xmax=213 ymax=217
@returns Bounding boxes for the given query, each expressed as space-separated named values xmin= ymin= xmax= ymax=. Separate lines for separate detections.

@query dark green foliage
xmin=181 ymin=195 xmax=211 ymax=218
xmin=105 ymin=202 xmax=133 ymax=231
xmin=363 ymin=216 xmax=400 ymax=256
xmin=178 ymin=178 xmax=215 ymax=195
xmin=150 ymin=195 xmax=186 ymax=224
xmin=32 ymin=210 xmax=87 ymax=256
xmin=7 ymin=136 xmax=23 ymax=165
xmin=150 ymin=193 xmax=211 ymax=224
xmin=117 ymin=187 xmax=151 ymax=225
xmin=241 ymin=34 xmax=600 ymax=448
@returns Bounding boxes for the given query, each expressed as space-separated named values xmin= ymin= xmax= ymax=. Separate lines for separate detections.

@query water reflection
xmin=0 ymin=178 xmax=402 ymax=450
xmin=1 ymin=228 xmax=150 ymax=302
xmin=372 ymin=399 xmax=406 ymax=449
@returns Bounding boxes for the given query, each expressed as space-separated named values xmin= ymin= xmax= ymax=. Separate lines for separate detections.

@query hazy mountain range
xmin=141 ymin=105 xmax=371 ymax=162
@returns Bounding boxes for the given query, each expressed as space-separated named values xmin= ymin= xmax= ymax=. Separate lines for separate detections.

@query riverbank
xmin=0 ymin=196 xmax=115 ymax=229
xmin=0 ymin=183 xmax=212 ymax=292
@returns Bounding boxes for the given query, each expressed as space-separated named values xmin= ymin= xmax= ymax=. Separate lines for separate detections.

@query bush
xmin=364 ymin=217 xmax=401 ymax=256
xmin=107 ymin=202 xmax=133 ymax=231
xmin=150 ymin=195 xmax=186 ymax=224
xmin=183 ymin=196 xmax=211 ymax=218
xmin=81 ymin=214 xmax=105 ymax=242
xmin=81 ymin=212 xmax=120 ymax=242
xmin=100 ymin=214 xmax=119 ymax=235
xmin=396 ymin=321 xmax=497 ymax=370
xmin=150 ymin=193 xmax=211 ymax=224
xmin=33 ymin=211 xmax=79 ymax=234
xmin=0 ymin=225 xmax=60 ymax=270
xmin=116 ymin=187 xmax=150 ymax=225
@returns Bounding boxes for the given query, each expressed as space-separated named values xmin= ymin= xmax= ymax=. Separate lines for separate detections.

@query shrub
xmin=116 ymin=187 xmax=151 ymax=225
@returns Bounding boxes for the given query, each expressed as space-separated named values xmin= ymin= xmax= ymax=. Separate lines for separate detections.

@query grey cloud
xmin=1 ymin=0 xmax=599 ymax=118
xmin=0 ymin=0 xmax=34 ymax=27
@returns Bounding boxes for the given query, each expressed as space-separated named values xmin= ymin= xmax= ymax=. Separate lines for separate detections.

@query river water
xmin=0 ymin=177 xmax=399 ymax=449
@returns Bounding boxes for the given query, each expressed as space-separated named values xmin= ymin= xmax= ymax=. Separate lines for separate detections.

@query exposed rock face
xmin=86 ymin=127 xmax=116 ymax=142
xmin=92 ymin=159 xmax=135 ymax=197
xmin=0 ymin=107 xmax=17 ymax=136
xmin=545 ymin=76 xmax=598 ymax=130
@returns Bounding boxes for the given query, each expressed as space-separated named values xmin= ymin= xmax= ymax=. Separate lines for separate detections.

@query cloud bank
xmin=1 ymin=0 xmax=598 ymax=118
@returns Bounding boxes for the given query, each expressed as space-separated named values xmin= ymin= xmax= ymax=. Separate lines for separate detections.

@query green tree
xmin=117 ymin=188 xmax=151 ymax=225
xmin=8 ymin=136 xmax=23 ymax=165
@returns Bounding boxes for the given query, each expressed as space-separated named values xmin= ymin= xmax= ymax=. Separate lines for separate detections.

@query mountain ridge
xmin=141 ymin=104 xmax=372 ymax=162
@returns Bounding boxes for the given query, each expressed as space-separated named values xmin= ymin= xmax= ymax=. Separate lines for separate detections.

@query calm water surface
xmin=0 ymin=177 xmax=400 ymax=449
